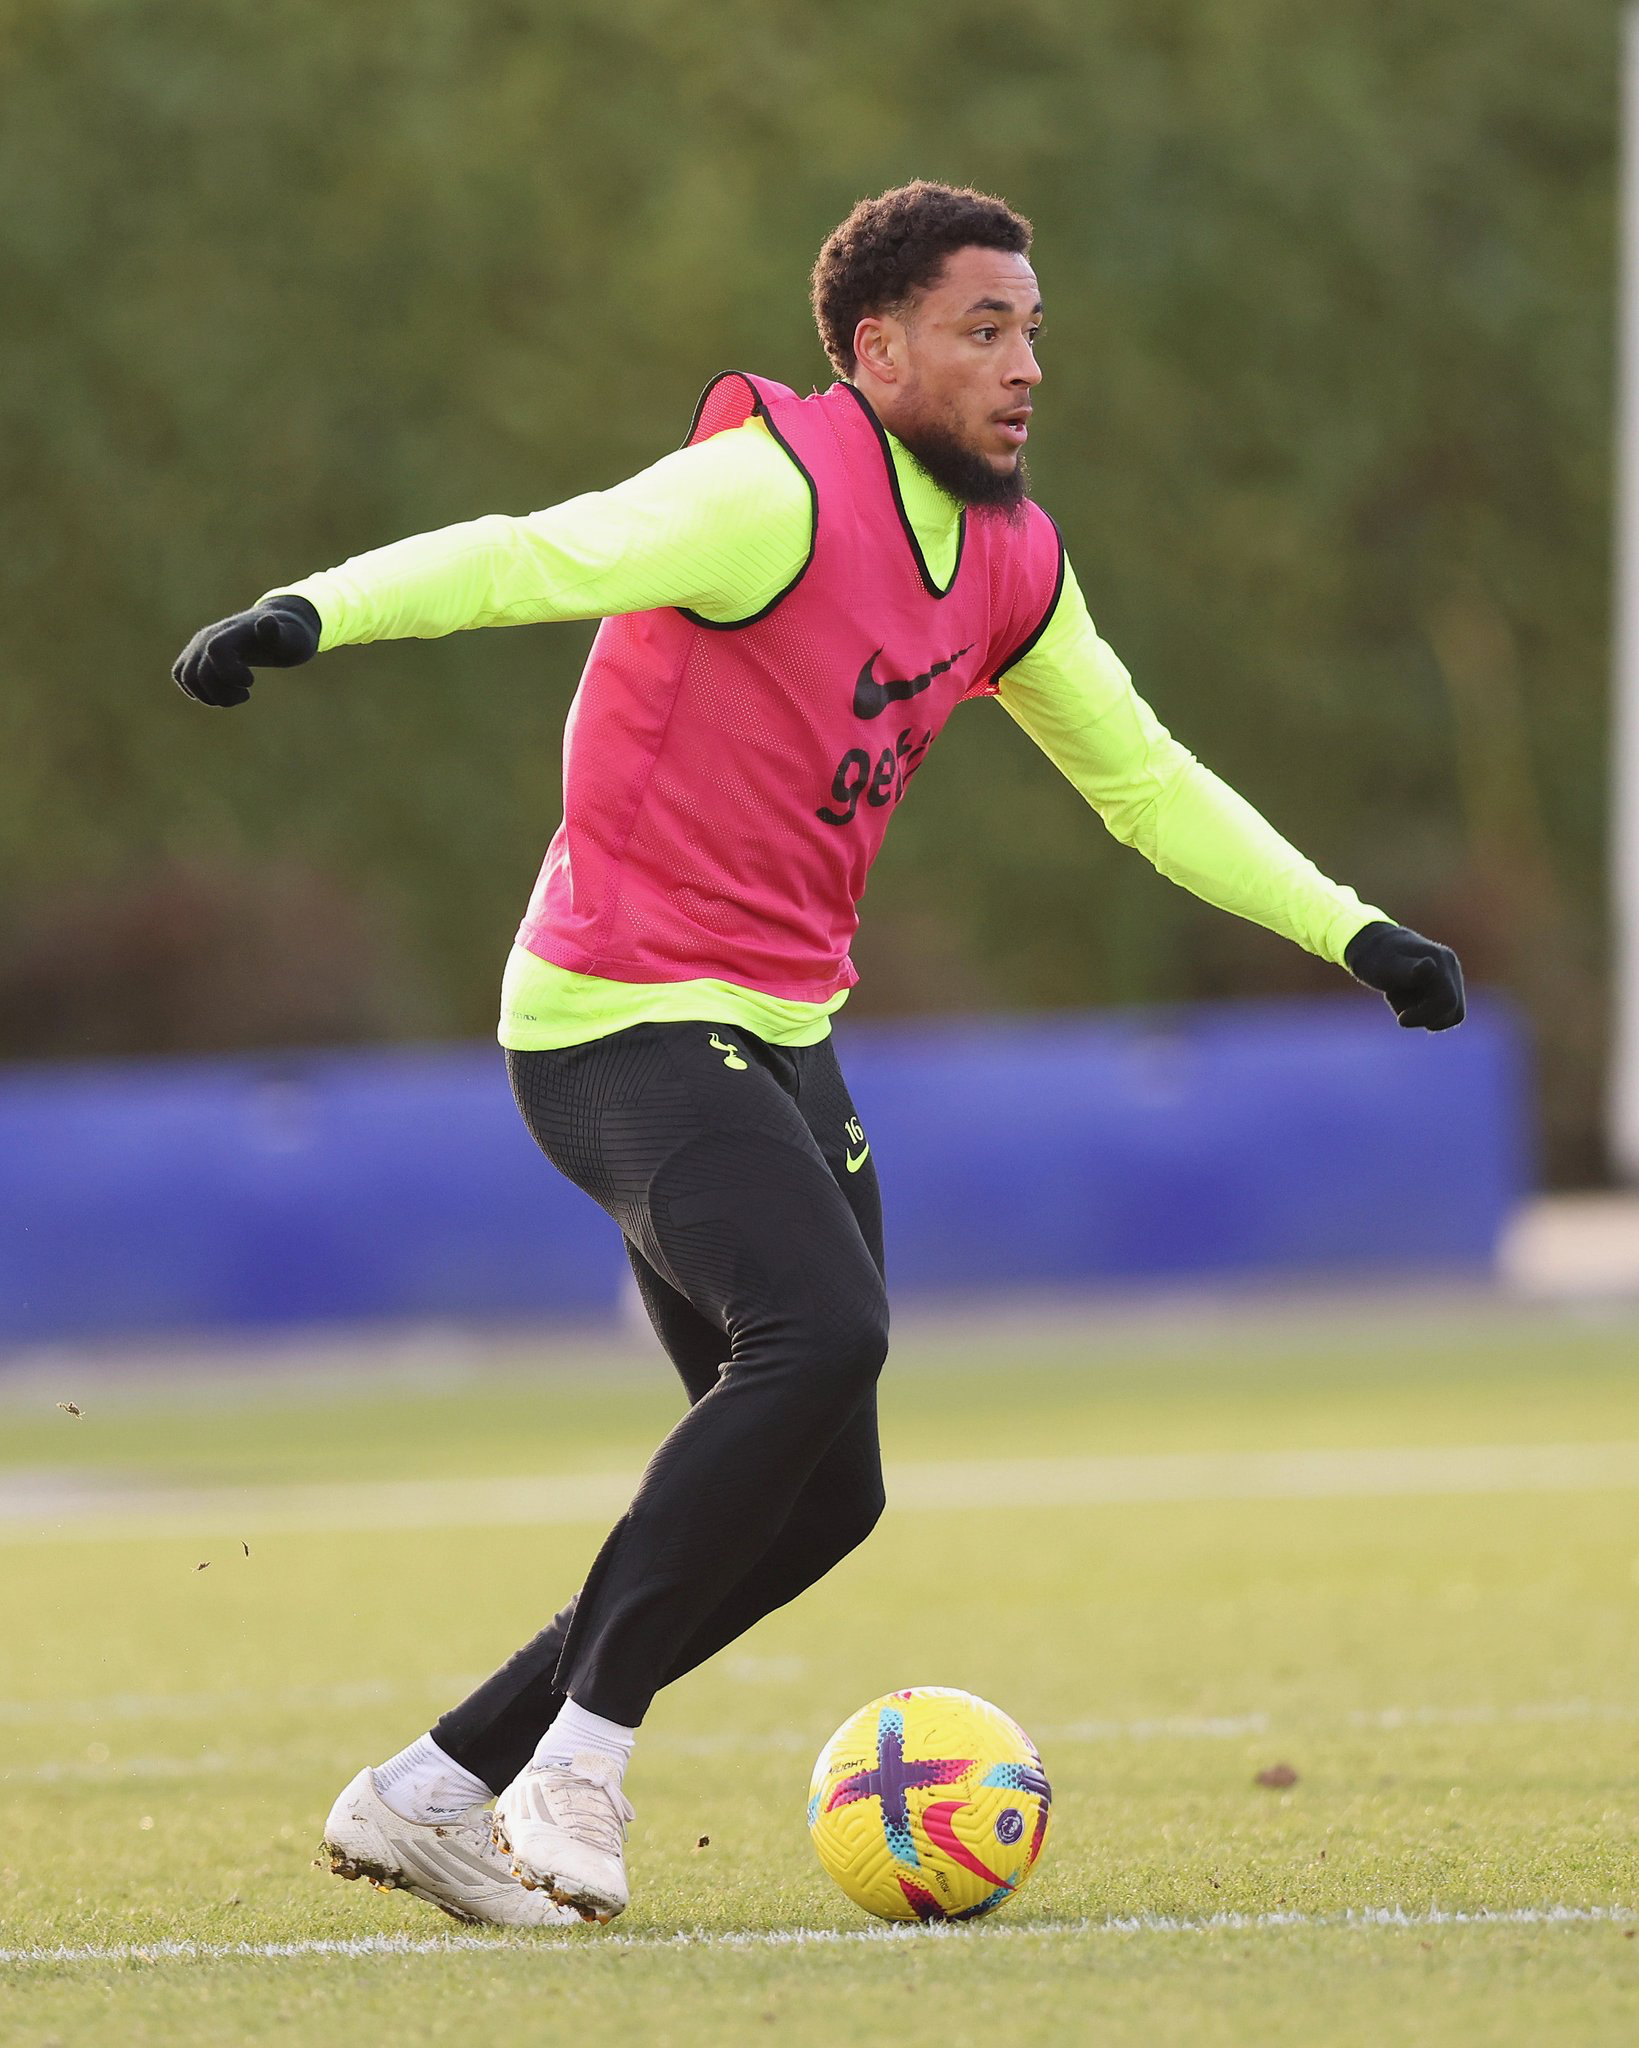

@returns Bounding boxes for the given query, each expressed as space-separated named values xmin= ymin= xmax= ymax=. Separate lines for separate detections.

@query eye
xmin=973 ymin=326 xmax=997 ymax=342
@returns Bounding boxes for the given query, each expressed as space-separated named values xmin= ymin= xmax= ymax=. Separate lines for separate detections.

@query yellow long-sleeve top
xmin=272 ymin=414 xmax=1384 ymax=1050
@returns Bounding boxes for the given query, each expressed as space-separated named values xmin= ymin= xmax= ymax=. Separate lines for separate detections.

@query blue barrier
xmin=0 ymin=998 xmax=1529 ymax=1345
xmin=851 ymin=999 xmax=1528 ymax=1290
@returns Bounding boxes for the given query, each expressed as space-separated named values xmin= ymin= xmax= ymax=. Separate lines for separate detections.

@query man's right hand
xmin=172 ymin=595 xmax=322 ymax=708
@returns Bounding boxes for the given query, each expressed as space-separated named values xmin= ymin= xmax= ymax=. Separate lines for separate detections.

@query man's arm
xmin=172 ymin=420 xmax=809 ymax=704
xmin=997 ymin=562 xmax=1464 ymax=1028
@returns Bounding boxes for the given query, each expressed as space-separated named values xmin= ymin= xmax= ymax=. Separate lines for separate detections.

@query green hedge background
xmin=0 ymin=1 xmax=1617 ymax=1177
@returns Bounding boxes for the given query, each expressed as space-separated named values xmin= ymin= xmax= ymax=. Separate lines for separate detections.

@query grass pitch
xmin=2 ymin=1299 xmax=1636 ymax=2045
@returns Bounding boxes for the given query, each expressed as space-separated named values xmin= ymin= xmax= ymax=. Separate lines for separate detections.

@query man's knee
xmin=795 ymin=1466 xmax=885 ymax=1570
xmin=848 ymin=1477 xmax=887 ymax=1554
xmin=719 ymin=1256 xmax=888 ymax=1403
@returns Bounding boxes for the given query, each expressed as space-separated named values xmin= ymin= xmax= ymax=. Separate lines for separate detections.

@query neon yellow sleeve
xmin=997 ymin=562 xmax=1387 ymax=968
xmin=262 ymin=419 xmax=810 ymax=651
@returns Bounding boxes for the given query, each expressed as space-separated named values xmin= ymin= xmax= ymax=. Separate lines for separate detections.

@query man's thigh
xmin=508 ymin=1024 xmax=883 ymax=1340
xmin=792 ymin=1036 xmax=884 ymax=1282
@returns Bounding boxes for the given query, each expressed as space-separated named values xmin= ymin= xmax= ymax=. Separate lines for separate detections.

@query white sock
xmin=371 ymin=1732 xmax=493 ymax=1824
xmin=531 ymin=1699 xmax=636 ymax=1777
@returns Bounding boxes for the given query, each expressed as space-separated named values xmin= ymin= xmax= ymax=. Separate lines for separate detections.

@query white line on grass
xmin=7 ymin=1440 xmax=1639 ymax=1543
xmin=18 ymin=1751 xmax=248 ymax=1784
xmin=9 ymin=1698 xmax=1638 ymax=1780
xmin=2 ymin=1904 xmax=1631 ymax=1970
xmin=0 ymin=1676 xmax=442 ymax=1726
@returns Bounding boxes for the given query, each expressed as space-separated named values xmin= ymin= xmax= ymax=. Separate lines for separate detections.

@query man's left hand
xmin=1344 ymin=921 xmax=1466 ymax=1031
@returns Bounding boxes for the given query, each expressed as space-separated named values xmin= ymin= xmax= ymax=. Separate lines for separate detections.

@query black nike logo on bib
xmin=853 ymin=643 xmax=976 ymax=719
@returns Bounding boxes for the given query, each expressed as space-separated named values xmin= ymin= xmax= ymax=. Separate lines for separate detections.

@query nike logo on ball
xmin=853 ymin=644 xmax=975 ymax=719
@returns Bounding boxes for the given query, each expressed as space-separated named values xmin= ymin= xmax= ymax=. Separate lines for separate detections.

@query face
xmin=851 ymin=245 xmax=1043 ymax=506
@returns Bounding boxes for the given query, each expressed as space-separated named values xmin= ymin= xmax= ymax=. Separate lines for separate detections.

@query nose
xmin=1007 ymin=336 xmax=1042 ymax=388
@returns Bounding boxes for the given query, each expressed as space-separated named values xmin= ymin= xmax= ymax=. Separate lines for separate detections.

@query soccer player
xmin=173 ymin=182 xmax=1464 ymax=1929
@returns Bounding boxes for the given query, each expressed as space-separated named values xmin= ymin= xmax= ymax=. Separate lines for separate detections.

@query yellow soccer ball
xmin=806 ymin=1686 xmax=1052 ymax=1922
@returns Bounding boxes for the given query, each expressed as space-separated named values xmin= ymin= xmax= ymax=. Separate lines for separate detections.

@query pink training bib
xmin=517 ymin=372 xmax=1065 ymax=1002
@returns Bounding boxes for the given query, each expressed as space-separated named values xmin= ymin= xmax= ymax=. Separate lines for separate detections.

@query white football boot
xmin=491 ymin=1749 xmax=635 ymax=1924
xmin=323 ymin=1767 xmax=581 ymax=1928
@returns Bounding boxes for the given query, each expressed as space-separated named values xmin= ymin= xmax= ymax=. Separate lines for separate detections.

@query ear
xmin=852 ymin=312 xmax=906 ymax=389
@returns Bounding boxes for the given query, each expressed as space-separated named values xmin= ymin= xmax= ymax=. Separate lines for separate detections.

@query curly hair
xmin=810 ymin=181 xmax=1033 ymax=379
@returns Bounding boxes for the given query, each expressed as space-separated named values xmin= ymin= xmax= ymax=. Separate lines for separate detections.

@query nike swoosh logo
xmin=845 ymin=1145 xmax=871 ymax=1173
xmin=853 ymin=644 xmax=975 ymax=719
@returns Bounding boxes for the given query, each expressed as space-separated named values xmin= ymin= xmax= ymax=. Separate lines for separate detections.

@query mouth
xmin=994 ymin=407 xmax=1032 ymax=447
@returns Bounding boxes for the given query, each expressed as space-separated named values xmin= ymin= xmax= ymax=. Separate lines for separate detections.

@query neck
xmin=847 ymin=381 xmax=1028 ymax=514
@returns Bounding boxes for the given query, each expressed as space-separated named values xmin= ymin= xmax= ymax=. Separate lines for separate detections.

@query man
xmin=173 ymin=181 xmax=1464 ymax=1930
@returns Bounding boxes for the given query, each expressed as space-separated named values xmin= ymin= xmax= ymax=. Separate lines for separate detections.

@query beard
xmin=892 ymin=402 xmax=1032 ymax=516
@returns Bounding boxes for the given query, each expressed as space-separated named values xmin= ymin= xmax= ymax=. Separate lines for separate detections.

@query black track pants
xmin=432 ymin=1022 xmax=888 ymax=1782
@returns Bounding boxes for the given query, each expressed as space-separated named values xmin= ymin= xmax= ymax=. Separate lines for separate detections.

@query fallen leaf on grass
xmin=242 ymin=1541 xmax=250 ymax=1557
xmin=56 ymin=1401 xmax=81 ymax=1418
xmin=1254 ymin=1763 xmax=1299 ymax=1789
xmin=195 ymin=1562 xmax=210 ymax=1572
xmin=695 ymin=1835 xmax=711 ymax=1851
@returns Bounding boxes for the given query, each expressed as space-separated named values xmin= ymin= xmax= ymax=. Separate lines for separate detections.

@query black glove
xmin=172 ymin=594 xmax=322 ymax=708
xmin=1344 ymin=920 xmax=1466 ymax=1031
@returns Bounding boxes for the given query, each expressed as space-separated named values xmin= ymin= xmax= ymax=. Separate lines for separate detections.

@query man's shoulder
xmin=684 ymin=369 xmax=805 ymax=449
xmin=681 ymin=412 xmax=782 ymax=460
xmin=661 ymin=414 xmax=812 ymax=530
xmin=974 ymin=496 xmax=1063 ymax=578
xmin=1015 ymin=496 xmax=1061 ymax=540
xmin=639 ymin=411 xmax=807 ymax=502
